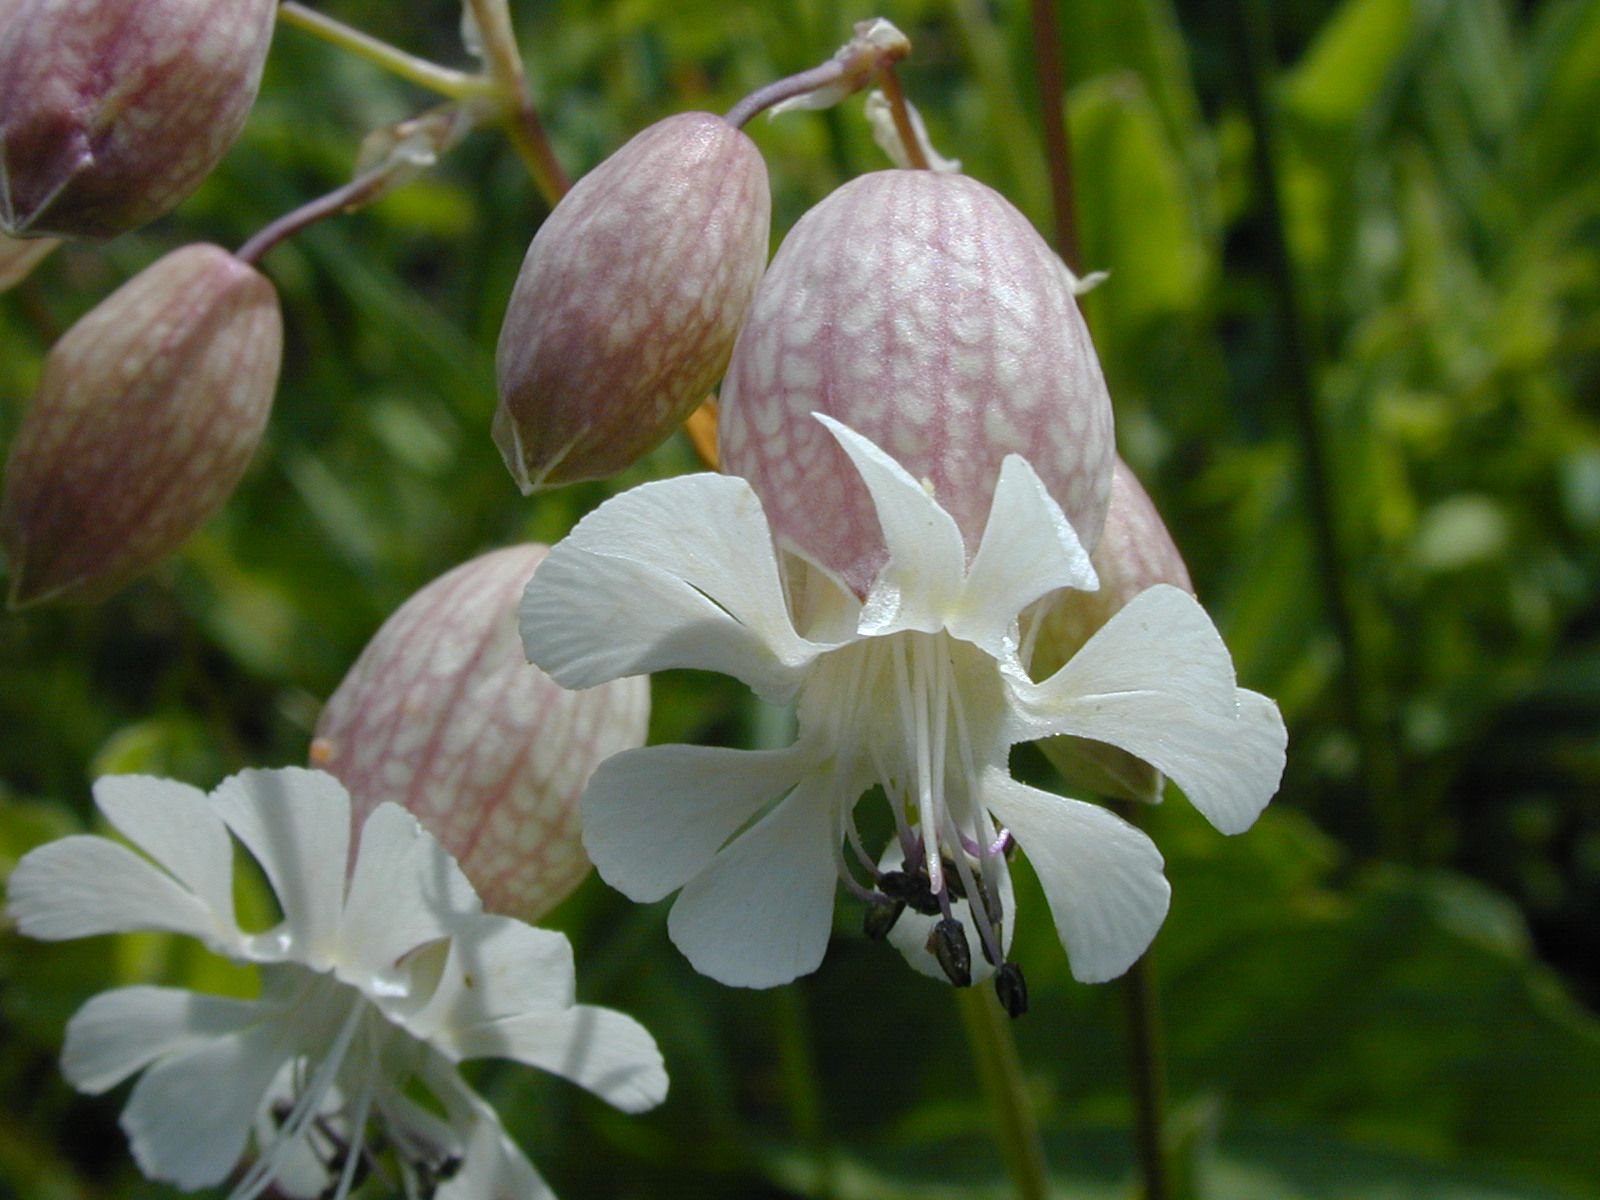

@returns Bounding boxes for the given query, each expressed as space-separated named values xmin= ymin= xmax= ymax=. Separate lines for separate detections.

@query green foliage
xmin=2 ymin=0 xmax=1598 ymax=1197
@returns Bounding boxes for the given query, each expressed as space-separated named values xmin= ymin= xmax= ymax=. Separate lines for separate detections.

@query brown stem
xmin=1028 ymin=0 xmax=1081 ymax=272
xmin=876 ymin=65 xmax=930 ymax=170
xmin=235 ymin=162 xmax=399 ymax=265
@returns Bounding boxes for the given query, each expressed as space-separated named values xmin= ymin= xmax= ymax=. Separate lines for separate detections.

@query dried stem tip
xmin=0 ymin=0 xmax=278 ymax=238
xmin=494 ymin=112 xmax=770 ymax=493
xmin=1 ymin=244 xmax=282 ymax=608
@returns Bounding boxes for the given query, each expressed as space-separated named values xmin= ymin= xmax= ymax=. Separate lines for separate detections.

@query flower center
xmin=233 ymin=971 xmax=458 ymax=1200
xmin=802 ymin=629 xmax=1028 ymax=1015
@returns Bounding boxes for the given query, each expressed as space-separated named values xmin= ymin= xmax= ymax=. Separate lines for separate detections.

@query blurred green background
xmin=2 ymin=0 xmax=1598 ymax=1196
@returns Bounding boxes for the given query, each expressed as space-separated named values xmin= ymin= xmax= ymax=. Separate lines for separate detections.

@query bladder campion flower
xmin=0 ymin=243 xmax=282 ymax=608
xmin=6 ymin=768 xmax=667 ymax=1198
xmin=0 ymin=0 xmax=278 ymax=238
xmin=495 ymin=112 xmax=770 ymax=491
xmin=520 ymin=417 xmax=1286 ymax=1008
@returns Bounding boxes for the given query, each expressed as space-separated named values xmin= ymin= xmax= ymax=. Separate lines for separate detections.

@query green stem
xmin=1025 ymin=0 xmax=1172 ymax=1181
xmin=463 ymin=0 xmax=571 ymax=202
xmin=1114 ymin=804 xmax=1171 ymax=1200
xmin=1224 ymin=0 xmax=1400 ymax=849
xmin=956 ymin=987 xmax=1051 ymax=1200
xmin=772 ymin=984 xmax=834 ymax=1200
xmin=277 ymin=3 xmax=489 ymax=100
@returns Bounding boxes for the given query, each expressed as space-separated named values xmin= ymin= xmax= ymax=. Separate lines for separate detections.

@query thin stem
xmin=1114 ymin=804 xmax=1171 ymax=1200
xmin=463 ymin=0 xmax=571 ymax=202
xmin=1027 ymin=0 xmax=1081 ymax=272
xmin=725 ymin=59 xmax=854 ymax=130
xmin=955 ymin=987 xmax=1050 ymax=1200
xmin=277 ymin=3 xmax=488 ymax=101
xmin=236 ymin=161 xmax=398 ymax=265
xmin=875 ymin=65 xmax=929 ymax=170
xmin=1023 ymin=4 xmax=1170 ymax=1186
xmin=1224 ymin=0 xmax=1400 ymax=848
xmin=772 ymin=985 xmax=834 ymax=1200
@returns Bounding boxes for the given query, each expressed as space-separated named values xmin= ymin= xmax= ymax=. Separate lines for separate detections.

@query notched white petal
xmin=816 ymin=414 xmax=966 ymax=634
xmin=667 ymin=776 xmax=840 ymax=988
xmin=94 ymin=775 xmax=240 ymax=939
xmin=450 ymin=1004 xmax=668 ymax=1113
xmin=582 ymin=743 xmax=817 ymax=904
xmin=952 ymin=453 xmax=1098 ymax=657
xmin=62 ymin=986 xmax=263 ymax=1094
xmin=120 ymin=1015 xmax=296 ymax=1190
xmin=410 ymin=916 xmax=576 ymax=1043
xmin=1015 ymin=588 xmax=1285 ymax=835
xmin=8 ymin=835 xmax=231 ymax=946
xmin=210 ymin=768 xmax=352 ymax=967
xmin=340 ymin=802 xmax=480 ymax=985
xmin=522 ymin=474 xmax=829 ymax=703
xmin=984 ymin=772 xmax=1170 ymax=983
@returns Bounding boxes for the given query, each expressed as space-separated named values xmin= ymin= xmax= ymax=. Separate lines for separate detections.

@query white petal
xmin=8 ymin=835 xmax=231 ymax=946
xmin=339 ymin=803 xmax=480 ymax=984
xmin=433 ymin=1087 xmax=553 ymax=1200
xmin=582 ymin=743 xmax=816 ymax=903
xmin=1013 ymin=586 xmax=1238 ymax=742
xmin=667 ymin=775 xmax=839 ymax=988
xmin=210 ymin=769 xmax=351 ymax=967
xmin=94 ymin=775 xmax=241 ymax=941
xmin=62 ymin=986 xmax=263 ymax=1094
xmin=950 ymin=454 xmax=1098 ymax=658
xmin=984 ymin=772 xmax=1170 ymax=983
xmin=408 ymin=916 xmax=576 ymax=1044
xmin=1016 ymin=590 xmax=1286 ymax=835
xmin=520 ymin=474 xmax=828 ymax=704
xmin=448 ymin=1004 xmax=668 ymax=1114
xmin=816 ymin=415 xmax=966 ymax=635
xmin=119 ymin=1013 xmax=295 ymax=1190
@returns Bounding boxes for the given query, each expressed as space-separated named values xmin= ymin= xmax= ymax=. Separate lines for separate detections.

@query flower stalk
xmin=957 ymin=987 xmax=1050 ymax=1200
xmin=277 ymin=3 xmax=490 ymax=101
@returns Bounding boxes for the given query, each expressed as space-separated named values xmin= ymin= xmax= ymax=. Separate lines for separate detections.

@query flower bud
xmin=0 ymin=229 xmax=56 ymax=291
xmin=0 ymin=0 xmax=277 ymax=238
xmin=1031 ymin=459 xmax=1194 ymax=802
xmin=312 ymin=545 xmax=650 ymax=923
xmin=1 ymin=243 xmax=281 ymax=607
xmin=495 ymin=112 xmax=770 ymax=492
xmin=719 ymin=170 xmax=1115 ymax=594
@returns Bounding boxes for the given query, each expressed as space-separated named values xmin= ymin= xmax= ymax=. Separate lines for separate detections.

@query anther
xmin=862 ymin=895 xmax=906 ymax=940
xmin=996 ymin=961 xmax=1029 ymax=1017
xmin=927 ymin=917 xmax=972 ymax=987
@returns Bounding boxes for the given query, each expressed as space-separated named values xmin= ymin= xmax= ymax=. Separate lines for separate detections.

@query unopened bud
xmin=0 ymin=0 xmax=277 ymax=238
xmin=0 ymin=229 xmax=56 ymax=290
xmin=1032 ymin=460 xmax=1194 ymax=802
xmin=1 ymin=244 xmax=281 ymax=607
xmin=312 ymin=545 xmax=649 ymax=923
xmin=495 ymin=112 xmax=770 ymax=492
xmin=720 ymin=170 xmax=1115 ymax=594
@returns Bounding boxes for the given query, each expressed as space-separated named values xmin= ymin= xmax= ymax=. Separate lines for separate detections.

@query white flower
xmin=521 ymin=417 xmax=1286 ymax=1005
xmin=5 ymin=767 xmax=667 ymax=1200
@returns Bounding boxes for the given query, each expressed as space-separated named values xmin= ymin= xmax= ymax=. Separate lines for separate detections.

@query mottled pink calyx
xmin=1 ymin=243 xmax=281 ymax=608
xmin=0 ymin=0 xmax=277 ymax=238
xmin=719 ymin=170 xmax=1115 ymax=594
xmin=495 ymin=112 xmax=770 ymax=492
xmin=1033 ymin=460 xmax=1194 ymax=802
xmin=313 ymin=546 xmax=649 ymax=924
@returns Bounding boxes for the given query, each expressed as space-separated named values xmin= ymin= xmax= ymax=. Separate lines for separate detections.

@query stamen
xmin=906 ymin=637 xmax=943 ymax=895
xmin=927 ymin=917 xmax=972 ymax=986
xmin=330 ymin=1032 xmax=379 ymax=1200
xmin=233 ymin=989 xmax=368 ymax=1200
xmin=996 ymin=962 xmax=1029 ymax=1018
